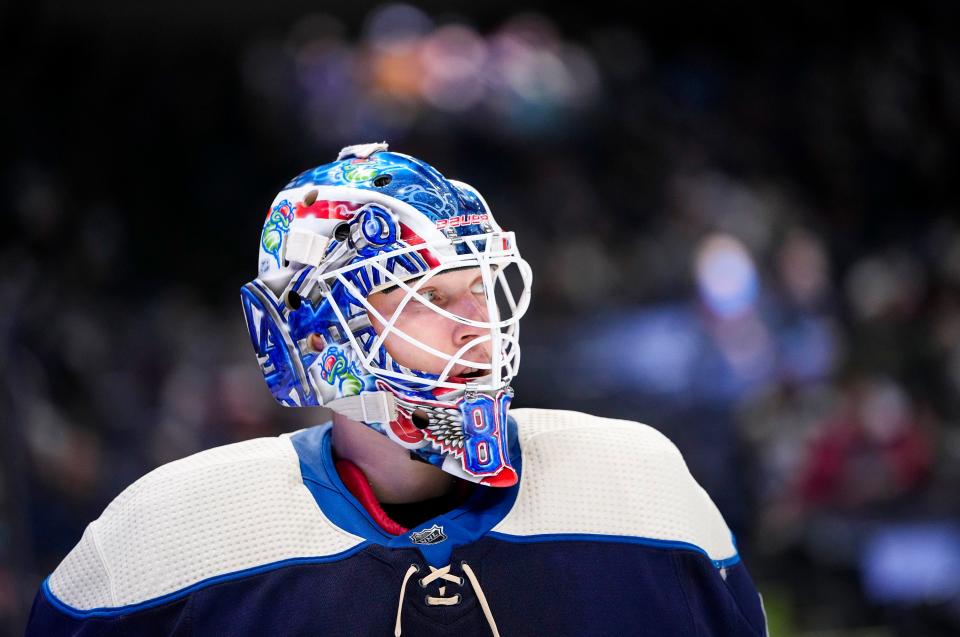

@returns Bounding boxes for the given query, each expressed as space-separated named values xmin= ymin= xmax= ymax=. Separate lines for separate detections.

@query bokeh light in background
xmin=242 ymin=6 xmax=602 ymax=144
xmin=3 ymin=1 xmax=960 ymax=635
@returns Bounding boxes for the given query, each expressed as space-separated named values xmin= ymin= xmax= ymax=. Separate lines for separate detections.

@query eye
xmin=470 ymin=280 xmax=485 ymax=295
xmin=419 ymin=288 xmax=439 ymax=303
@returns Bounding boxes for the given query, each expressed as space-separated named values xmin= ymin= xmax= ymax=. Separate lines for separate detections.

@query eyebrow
xmin=378 ymin=266 xmax=482 ymax=295
xmin=379 ymin=275 xmax=424 ymax=295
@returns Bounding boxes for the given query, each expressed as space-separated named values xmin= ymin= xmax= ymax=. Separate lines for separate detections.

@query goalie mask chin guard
xmin=241 ymin=142 xmax=532 ymax=486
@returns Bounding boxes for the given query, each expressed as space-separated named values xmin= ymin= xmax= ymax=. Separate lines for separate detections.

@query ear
xmin=309 ymin=333 xmax=325 ymax=351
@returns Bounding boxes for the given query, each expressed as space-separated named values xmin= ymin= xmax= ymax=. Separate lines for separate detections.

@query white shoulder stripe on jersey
xmin=494 ymin=408 xmax=738 ymax=564
xmin=48 ymin=436 xmax=365 ymax=611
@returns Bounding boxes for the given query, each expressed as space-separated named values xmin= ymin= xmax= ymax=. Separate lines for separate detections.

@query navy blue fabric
xmin=28 ymin=539 xmax=765 ymax=636
xmin=672 ymin=552 xmax=768 ymax=637
xmin=28 ymin=587 xmax=192 ymax=636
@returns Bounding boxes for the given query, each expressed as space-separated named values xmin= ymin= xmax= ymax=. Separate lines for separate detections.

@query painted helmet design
xmin=241 ymin=143 xmax=532 ymax=486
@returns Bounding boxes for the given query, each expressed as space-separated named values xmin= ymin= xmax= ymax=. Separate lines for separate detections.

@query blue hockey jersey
xmin=27 ymin=408 xmax=768 ymax=636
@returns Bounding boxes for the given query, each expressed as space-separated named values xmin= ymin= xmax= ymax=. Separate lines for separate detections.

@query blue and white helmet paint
xmin=241 ymin=143 xmax=532 ymax=486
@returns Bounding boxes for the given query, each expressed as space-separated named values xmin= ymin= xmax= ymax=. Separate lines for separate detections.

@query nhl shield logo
xmin=409 ymin=524 xmax=447 ymax=545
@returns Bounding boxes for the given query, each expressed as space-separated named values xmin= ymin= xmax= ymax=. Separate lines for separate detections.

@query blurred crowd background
xmin=3 ymin=1 xmax=960 ymax=635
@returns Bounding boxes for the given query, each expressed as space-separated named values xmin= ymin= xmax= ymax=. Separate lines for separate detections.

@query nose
xmin=450 ymin=291 xmax=490 ymax=350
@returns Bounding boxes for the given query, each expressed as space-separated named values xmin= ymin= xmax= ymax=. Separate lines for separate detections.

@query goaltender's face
xmin=365 ymin=267 xmax=492 ymax=378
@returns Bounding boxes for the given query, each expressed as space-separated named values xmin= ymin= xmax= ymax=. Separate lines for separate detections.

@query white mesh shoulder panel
xmin=495 ymin=408 xmax=737 ymax=562
xmin=48 ymin=435 xmax=364 ymax=611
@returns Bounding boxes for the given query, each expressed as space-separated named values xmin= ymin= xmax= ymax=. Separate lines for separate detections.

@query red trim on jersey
xmin=335 ymin=458 xmax=409 ymax=535
xmin=334 ymin=458 xmax=477 ymax=536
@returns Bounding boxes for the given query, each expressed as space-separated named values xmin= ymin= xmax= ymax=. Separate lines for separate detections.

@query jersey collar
xmin=290 ymin=420 xmax=522 ymax=567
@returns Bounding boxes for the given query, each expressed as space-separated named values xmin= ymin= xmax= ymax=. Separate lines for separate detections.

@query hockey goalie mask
xmin=241 ymin=143 xmax=532 ymax=486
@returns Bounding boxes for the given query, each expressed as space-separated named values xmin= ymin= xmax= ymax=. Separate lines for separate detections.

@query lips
xmin=447 ymin=367 xmax=489 ymax=383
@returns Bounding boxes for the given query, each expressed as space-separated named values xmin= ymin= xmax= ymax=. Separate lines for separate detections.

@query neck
xmin=331 ymin=412 xmax=458 ymax=504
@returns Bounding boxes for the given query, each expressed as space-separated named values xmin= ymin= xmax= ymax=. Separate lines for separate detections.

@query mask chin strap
xmin=327 ymin=391 xmax=397 ymax=424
